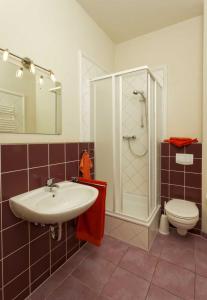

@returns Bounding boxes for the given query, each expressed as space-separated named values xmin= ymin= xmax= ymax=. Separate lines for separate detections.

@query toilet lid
xmin=165 ymin=199 xmax=199 ymax=219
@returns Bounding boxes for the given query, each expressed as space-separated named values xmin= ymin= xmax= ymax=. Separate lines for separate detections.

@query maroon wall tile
xmin=161 ymin=184 xmax=169 ymax=197
xmin=67 ymin=219 xmax=77 ymax=238
xmin=3 ymin=245 xmax=29 ymax=284
xmin=31 ymin=270 xmax=50 ymax=292
xmin=0 ymin=261 xmax=2 ymax=290
xmin=66 ymin=143 xmax=78 ymax=162
xmin=1 ymin=145 xmax=27 ymax=172
xmin=161 ymin=157 xmax=169 ymax=170
xmin=66 ymin=161 xmax=79 ymax=180
xmin=29 ymin=144 xmax=48 ymax=167
xmin=49 ymin=144 xmax=65 ymax=164
xmin=185 ymin=173 xmax=202 ymax=188
xmin=0 ymin=141 xmax=94 ymax=299
xmin=185 ymin=143 xmax=202 ymax=158
xmin=89 ymin=148 xmax=94 ymax=158
xmin=185 ymin=187 xmax=202 ymax=203
xmin=4 ymin=270 xmax=29 ymax=300
xmin=29 ymin=223 xmax=49 ymax=241
xmin=31 ymin=254 xmax=50 ymax=283
xmin=185 ymin=159 xmax=202 ymax=173
xmin=3 ymin=222 xmax=29 ymax=257
xmin=169 ymin=185 xmax=185 ymax=199
xmin=51 ymin=241 xmax=66 ymax=266
xmin=67 ymin=234 xmax=79 ymax=255
xmin=51 ymin=256 xmax=66 ymax=274
xmin=170 ymin=157 xmax=184 ymax=172
xmin=50 ymin=163 xmax=65 ymax=183
xmin=170 ymin=171 xmax=184 ymax=186
xmin=1 ymin=170 xmax=28 ymax=201
xmin=161 ymin=170 xmax=169 ymax=184
xmin=2 ymin=201 xmax=22 ymax=229
xmin=30 ymin=233 xmax=50 ymax=265
xmin=161 ymin=143 xmax=169 ymax=156
xmin=29 ymin=166 xmax=48 ymax=190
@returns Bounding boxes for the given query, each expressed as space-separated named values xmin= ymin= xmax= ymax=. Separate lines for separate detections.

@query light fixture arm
xmin=0 ymin=47 xmax=55 ymax=77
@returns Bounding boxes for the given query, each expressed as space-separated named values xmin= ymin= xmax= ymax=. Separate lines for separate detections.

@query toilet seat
xmin=165 ymin=199 xmax=199 ymax=220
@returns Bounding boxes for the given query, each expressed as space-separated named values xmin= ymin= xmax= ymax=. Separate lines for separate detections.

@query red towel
xmin=76 ymin=177 xmax=107 ymax=246
xmin=164 ymin=137 xmax=198 ymax=148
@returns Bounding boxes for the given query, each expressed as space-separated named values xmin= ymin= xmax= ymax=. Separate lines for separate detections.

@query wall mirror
xmin=0 ymin=58 xmax=61 ymax=134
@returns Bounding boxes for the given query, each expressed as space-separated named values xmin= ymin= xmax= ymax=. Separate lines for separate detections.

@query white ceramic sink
xmin=9 ymin=181 xmax=98 ymax=224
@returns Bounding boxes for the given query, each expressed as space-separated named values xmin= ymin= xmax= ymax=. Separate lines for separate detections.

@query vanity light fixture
xmin=49 ymin=70 xmax=56 ymax=82
xmin=2 ymin=49 xmax=9 ymax=61
xmin=39 ymin=75 xmax=44 ymax=86
xmin=0 ymin=47 xmax=56 ymax=82
xmin=16 ymin=67 xmax=23 ymax=79
xmin=30 ymin=62 xmax=36 ymax=74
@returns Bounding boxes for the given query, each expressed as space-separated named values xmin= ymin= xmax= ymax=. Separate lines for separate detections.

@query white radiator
xmin=0 ymin=104 xmax=16 ymax=132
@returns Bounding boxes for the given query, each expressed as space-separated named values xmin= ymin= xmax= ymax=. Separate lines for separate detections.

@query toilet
xmin=165 ymin=199 xmax=199 ymax=236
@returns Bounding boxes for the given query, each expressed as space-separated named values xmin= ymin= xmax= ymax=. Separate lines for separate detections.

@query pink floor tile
xmin=160 ymin=239 xmax=195 ymax=271
xmin=195 ymin=275 xmax=207 ymax=300
xmin=119 ymin=247 xmax=158 ymax=281
xmin=47 ymin=275 xmax=97 ymax=300
xmin=166 ymin=230 xmax=195 ymax=249
xmin=72 ymin=254 xmax=116 ymax=292
xmin=152 ymin=260 xmax=195 ymax=300
xmin=195 ymin=249 xmax=207 ymax=278
xmin=85 ymin=236 xmax=129 ymax=265
xmin=149 ymin=234 xmax=167 ymax=257
xmin=101 ymin=267 xmax=150 ymax=300
xmin=146 ymin=284 xmax=182 ymax=300
xmin=195 ymin=236 xmax=207 ymax=253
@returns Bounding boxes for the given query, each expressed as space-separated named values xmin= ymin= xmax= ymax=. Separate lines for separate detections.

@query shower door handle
xmin=123 ymin=135 xmax=136 ymax=140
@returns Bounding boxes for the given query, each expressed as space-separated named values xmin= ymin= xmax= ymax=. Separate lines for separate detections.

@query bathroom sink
xmin=9 ymin=181 xmax=98 ymax=224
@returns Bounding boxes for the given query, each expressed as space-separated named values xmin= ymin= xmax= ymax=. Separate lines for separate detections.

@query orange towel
xmin=79 ymin=151 xmax=93 ymax=179
xmin=76 ymin=177 xmax=107 ymax=246
xmin=164 ymin=137 xmax=198 ymax=148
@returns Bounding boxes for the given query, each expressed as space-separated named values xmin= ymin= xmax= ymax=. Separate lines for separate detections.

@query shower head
xmin=132 ymin=90 xmax=146 ymax=102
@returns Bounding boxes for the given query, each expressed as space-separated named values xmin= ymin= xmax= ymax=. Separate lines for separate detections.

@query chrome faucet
xmin=47 ymin=178 xmax=59 ymax=192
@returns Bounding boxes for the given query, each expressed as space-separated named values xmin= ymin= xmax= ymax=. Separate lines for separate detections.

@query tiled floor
xmin=29 ymin=231 xmax=207 ymax=300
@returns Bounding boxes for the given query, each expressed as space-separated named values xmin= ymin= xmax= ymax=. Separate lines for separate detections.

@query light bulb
xmin=2 ymin=49 xmax=9 ymax=61
xmin=16 ymin=67 xmax=23 ymax=79
xmin=39 ymin=75 xmax=44 ymax=86
xmin=30 ymin=63 xmax=35 ymax=74
xmin=50 ymin=71 xmax=56 ymax=82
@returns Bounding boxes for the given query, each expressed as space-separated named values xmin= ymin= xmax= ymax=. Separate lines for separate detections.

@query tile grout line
xmin=13 ymin=285 xmax=29 ymax=300
xmin=0 ymin=159 xmax=93 ymax=175
xmin=31 ymin=267 xmax=50 ymax=287
xmin=3 ymin=267 xmax=29 ymax=288
xmin=30 ymin=242 xmax=91 ymax=298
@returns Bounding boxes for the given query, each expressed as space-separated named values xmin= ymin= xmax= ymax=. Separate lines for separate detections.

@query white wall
xmin=0 ymin=0 xmax=115 ymax=143
xmin=115 ymin=16 xmax=203 ymax=140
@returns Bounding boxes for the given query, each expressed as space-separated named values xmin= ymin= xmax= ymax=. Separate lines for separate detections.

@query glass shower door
xmin=90 ymin=77 xmax=114 ymax=212
xmin=118 ymin=70 xmax=149 ymax=220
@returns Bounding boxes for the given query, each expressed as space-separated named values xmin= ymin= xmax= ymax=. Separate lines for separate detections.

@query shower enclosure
xmin=90 ymin=66 xmax=162 ymax=225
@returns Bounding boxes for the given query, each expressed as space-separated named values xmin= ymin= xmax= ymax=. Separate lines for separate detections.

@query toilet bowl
xmin=165 ymin=199 xmax=199 ymax=236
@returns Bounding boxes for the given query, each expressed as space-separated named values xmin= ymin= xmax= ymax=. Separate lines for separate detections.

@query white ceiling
xmin=77 ymin=0 xmax=203 ymax=43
